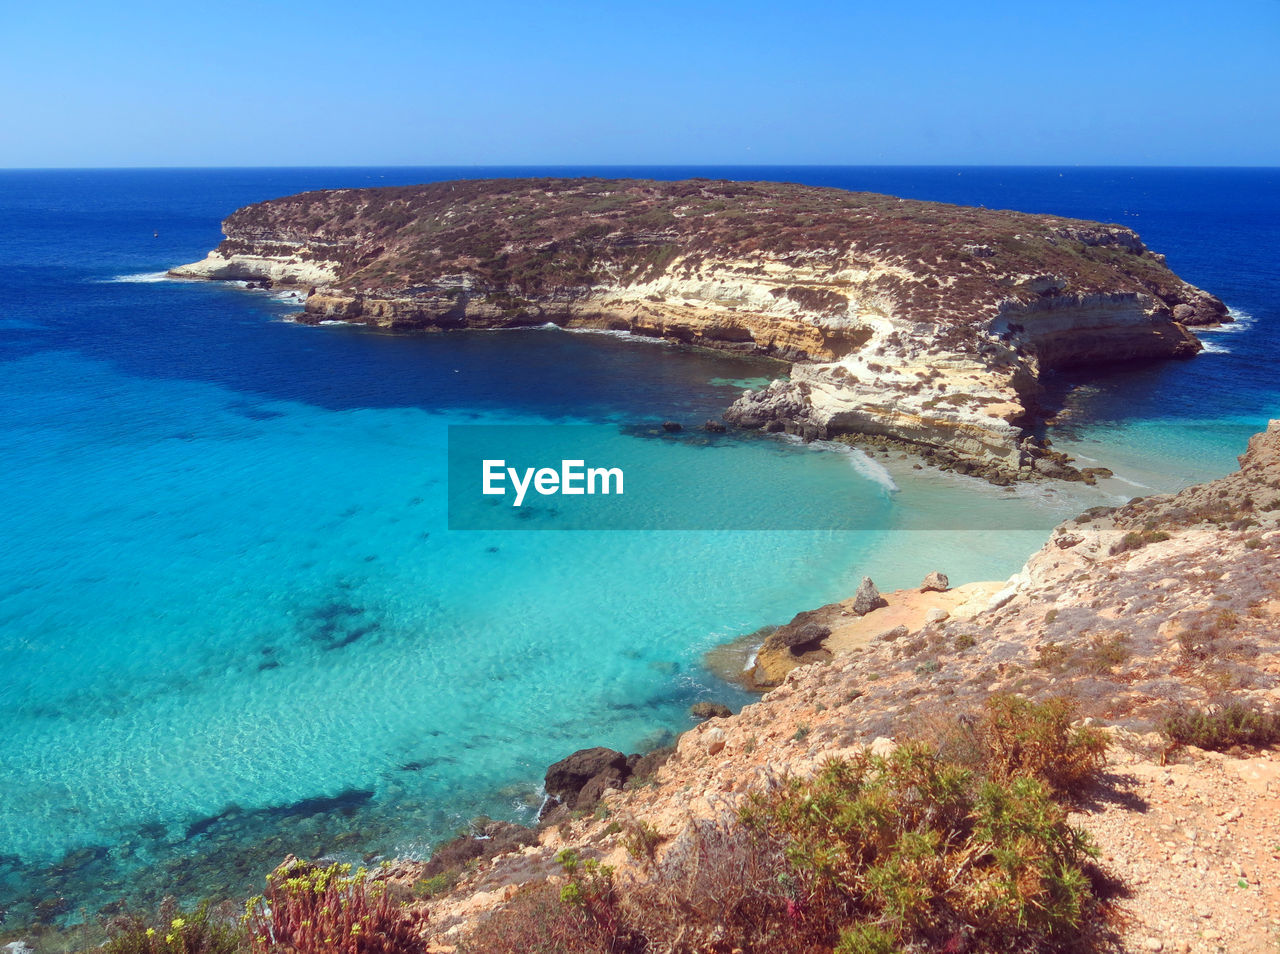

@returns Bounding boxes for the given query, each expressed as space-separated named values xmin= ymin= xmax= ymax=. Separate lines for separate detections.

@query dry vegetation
xmin=220 ymin=178 xmax=1212 ymax=324
xmin=459 ymin=697 xmax=1114 ymax=954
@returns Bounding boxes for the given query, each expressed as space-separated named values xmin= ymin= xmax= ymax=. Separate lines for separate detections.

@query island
xmin=173 ymin=178 xmax=1228 ymax=481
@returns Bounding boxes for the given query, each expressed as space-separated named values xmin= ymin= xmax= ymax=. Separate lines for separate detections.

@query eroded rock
xmin=853 ymin=577 xmax=885 ymax=616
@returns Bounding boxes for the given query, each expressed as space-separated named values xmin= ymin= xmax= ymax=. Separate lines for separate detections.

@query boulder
xmin=924 ymin=607 xmax=950 ymax=624
xmin=544 ymin=747 xmax=628 ymax=805
xmin=661 ymin=420 xmax=683 ymax=432
xmin=689 ymin=701 xmax=732 ymax=720
xmin=1033 ymin=457 xmax=1080 ymax=480
xmin=704 ymin=727 xmax=727 ymax=755
xmin=765 ymin=621 xmax=830 ymax=652
xmin=852 ymin=577 xmax=885 ymax=616
xmin=920 ymin=571 xmax=949 ymax=592
xmin=702 ymin=419 xmax=727 ymax=433
xmin=577 ymin=767 xmax=626 ymax=808
xmin=878 ymin=625 xmax=909 ymax=641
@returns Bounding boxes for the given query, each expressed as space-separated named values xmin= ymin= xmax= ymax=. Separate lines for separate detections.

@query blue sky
xmin=2 ymin=0 xmax=1277 ymax=167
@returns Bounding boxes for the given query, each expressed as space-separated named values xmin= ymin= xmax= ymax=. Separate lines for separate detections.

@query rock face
xmin=172 ymin=177 xmax=1228 ymax=478
xmin=543 ymin=747 xmax=628 ymax=808
xmin=852 ymin=577 xmax=885 ymax=615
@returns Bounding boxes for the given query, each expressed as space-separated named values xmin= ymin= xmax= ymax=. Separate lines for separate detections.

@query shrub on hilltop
xmin=464 ymin=698 xmax=1112 ymax=953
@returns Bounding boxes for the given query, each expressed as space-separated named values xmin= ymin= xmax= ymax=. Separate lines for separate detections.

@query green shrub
xmin=104 ymin=900 xmax=245 ymax=954
xmin=621 ymin=822 xmax=664 ymax=863
xmin=739 ymin=742 xmax=1101 ymax=950
xmin=977 ymin=695 xmax=1108 ymax=795
xmin=836 ymin=923 xmax=900 ymax=954
xmin=1162 ymin=703 xmax=1280 ymax=751
xmin=1082 ymin=633 xmax=1131 ymax=673
xmin=413 ymin=870 xmax=458 ymax=898
xmin=1109 ymin=529 xmax=1170 ymax=555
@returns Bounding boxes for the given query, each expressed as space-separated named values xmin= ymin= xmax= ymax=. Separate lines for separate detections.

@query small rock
xmin=702 ymin=419 xmax=727 ymax=433
xmin=661 ymin=420 xmax=683 ymax=432
xmin=852 ymin=577 xmax=885 ymax=616
xmin=878 ymin=625 xmax=909 ymax=641
xmin=704 ymin=727 xmax=727 ymax=755
xmin=1143 ymin=938 xmax=1163 ymax=952
xmin=924 ymin=607 xmax=949 ymax=624
xmin=920 ymin=571 xmax=949 ymax=592
xmin=689 ymin=701 xmax=732 ymax=720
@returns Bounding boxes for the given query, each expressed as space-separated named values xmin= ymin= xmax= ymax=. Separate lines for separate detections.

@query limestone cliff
xmin=172 ymin=178 xmax=1228 ymax=479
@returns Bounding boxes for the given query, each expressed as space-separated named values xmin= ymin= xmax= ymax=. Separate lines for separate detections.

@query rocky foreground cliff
xmin=172 ymin=178 xmax=1228 ymax=481
xmin=387 ymin=422 xmax=1278 ymax=953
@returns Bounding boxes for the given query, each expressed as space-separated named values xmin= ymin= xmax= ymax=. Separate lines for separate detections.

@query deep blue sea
xmin=0 ymin=166 xmax=1276 ymax=926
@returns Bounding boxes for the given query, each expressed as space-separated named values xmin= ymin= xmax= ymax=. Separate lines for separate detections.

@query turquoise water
xmin=0 ymin=167 xmax=1275 ymax=925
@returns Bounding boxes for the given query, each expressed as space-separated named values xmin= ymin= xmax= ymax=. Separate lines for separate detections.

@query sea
xmin=0 ymin=166 xmax=1276 ymax=928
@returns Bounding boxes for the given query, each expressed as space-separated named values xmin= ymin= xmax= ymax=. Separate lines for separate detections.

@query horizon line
xmin=3 ymin=162 xmax=1279 ymax=173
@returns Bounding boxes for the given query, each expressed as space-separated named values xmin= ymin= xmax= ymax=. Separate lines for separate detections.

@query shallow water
xmin=0 ymin=167 xmax=1275 ymax=924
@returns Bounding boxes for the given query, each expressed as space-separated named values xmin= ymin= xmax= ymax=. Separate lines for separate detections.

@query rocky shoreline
xmin=411 ymin=420 xmax=1280 ymax=951
xmin=171 ymin=177 xmax=1229 ymax=482
xmin=6 ymin=423 xmax=1279 ymax=953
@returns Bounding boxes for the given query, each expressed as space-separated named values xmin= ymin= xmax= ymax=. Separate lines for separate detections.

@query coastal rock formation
xmin=749 ymin=615 xmax=835 ymax=687
xmin=406 ymin=422 xmax=1280 ymax=953
xmin=543 ymin=747 xmax=628 ymax=809
xmin=172 ymin=178 xmax=1228 ymax=479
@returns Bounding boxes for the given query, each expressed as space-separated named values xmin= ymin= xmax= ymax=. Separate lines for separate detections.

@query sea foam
xmin=104 ymin=270 xmax=174 ymax=283
xmin=777 ymin=434 xmax=900 ymax=494
xmin=1196 ymin=307 xmax=1257 ymax=353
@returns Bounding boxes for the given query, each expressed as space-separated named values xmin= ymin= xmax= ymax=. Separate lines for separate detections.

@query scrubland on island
xmin=172 ymin=178 xmax=1228 ymax=485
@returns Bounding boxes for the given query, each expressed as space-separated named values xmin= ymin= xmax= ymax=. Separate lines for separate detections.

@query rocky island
xmin=172 ymin=178 xmax=1228 ymax=482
